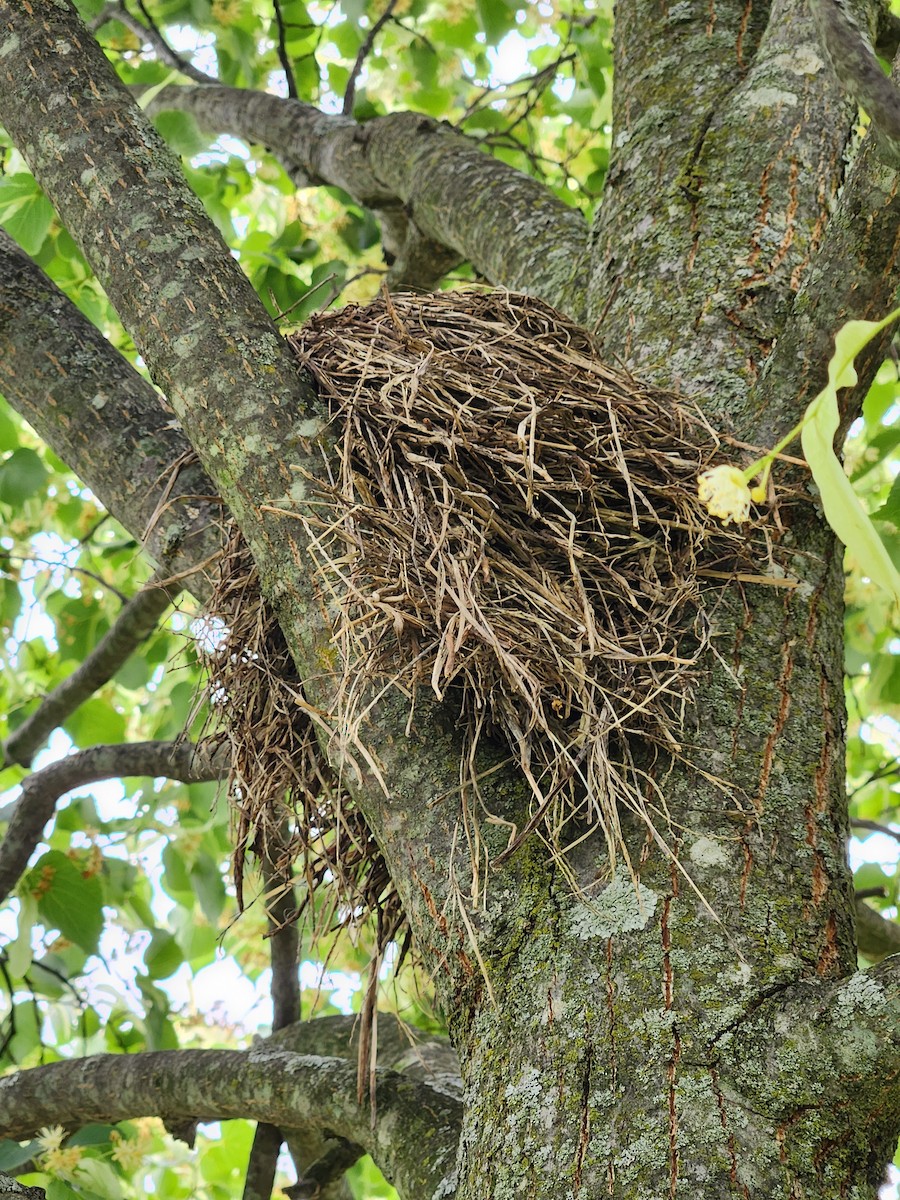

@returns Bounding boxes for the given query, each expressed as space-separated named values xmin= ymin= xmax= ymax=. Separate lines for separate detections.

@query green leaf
xmin=801 ymin=311 xmax=900 ymax=608
xmin=0 ymin=447 xmax=48 ymax=506
xmin=144 ymin=929 xmax=183 ymax=980
xmin=872 ymin=473 xmax=900 ymax=531
xmin=25 ymin=849 xmax=104 ymax=954
xmin=45 ymin=1181 xmax=83 ymax=1200
xmin=0 ymin=576 xmax=21 ymax=633
xmin=0 ymin=1140 xmax=39 ymax=1171
xmin=0 ymin=398 xmax=20 ymax=452
xmin=190 ymin=852 xmax=226 ymax=924
xmin=0 ymin=173 xmax=55 ymax=255
xmin=63 ymin=696 xmax=127 ymax=747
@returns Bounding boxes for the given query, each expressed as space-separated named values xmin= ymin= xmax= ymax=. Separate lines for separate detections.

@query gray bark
xmin=0 ymin=1047 xmax=461 ymax=1199
xmin=0 ymin=231 xmax=222 ymax=598
xmin=146 ymin=86 xmax=589 ymax=315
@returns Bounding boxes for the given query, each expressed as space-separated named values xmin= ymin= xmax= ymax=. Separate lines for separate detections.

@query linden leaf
xmin=802 ymin=308 xmax=900 ymax=608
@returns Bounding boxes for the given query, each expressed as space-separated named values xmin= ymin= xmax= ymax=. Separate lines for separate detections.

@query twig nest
xmin=285 ymin=290 xmax=753 ymax=863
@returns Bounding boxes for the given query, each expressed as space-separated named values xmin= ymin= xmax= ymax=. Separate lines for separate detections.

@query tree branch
xmin=750 ymin=67 xmax=900 ymax=432
xmin=2 ymin=573 xmax=178 ymax=770
xmin=876 ymin=4 xmax=900 ymax=60
xmin=0 ymin=231 xmax=223 ymax=602
xmin=342 ymin=0 xmax=397 ymax=116
xmin=93 ymin=0 xmax=216 ymax=85
xmin=855 ymin=897 xmax=900 ymax=961
xmin=271 ymin=0 xmax=298 ymax=100
xmin=145 ymin=84 xmax=588 ymax=313
xmin=0 ymin=740 xmax=227 ymax=903
xmin=0 ymin=0 xmax=505 ymax=987
xmin=720 ymin=963 xmax=900 ymax=1144
xmin=589 ymin=0 xmax=856 ymax=437
xmin=243 ymin=826 xmax=301 ymax=1200
xmin=810 ymin=0 xmax=900 ymax=158
xmin=0 ymin=1049 xmax=461 ymax=1200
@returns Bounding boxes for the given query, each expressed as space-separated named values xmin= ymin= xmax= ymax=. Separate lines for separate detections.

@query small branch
xmin=0 ymin=1048 xmax=461 ymax=1200
xmin=272 ymin=0 xmax=298 ymax=100
xmin=342 ymin=0 xmax=397 ymax=116
xmin=852 ymin=818 xmax=900 ymax=843
xmin=286 ymin=1140 xmax=362 ymax=1199
xmin=242 ymin=1122 xmax=283 ymax=1200
xmin=2 ymin=573 xmax=179 ymax=770
xmin=129 ymin=0 xmax=217 ymax=84
xmin=242 ymin=825 xmax=300 ymax=1200
xmin=856 ymin=897 xmax=900 ymax=961
xmin=0 ymin=740 xmax=227 ymax=903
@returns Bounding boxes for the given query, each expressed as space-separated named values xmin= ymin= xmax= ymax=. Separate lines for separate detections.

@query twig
xmin=242 ymin=822 xmax=300 ymax=1200
xmin=272 ymin=0 xmax=298 ymax=99
xmin=0 ymin=740 xmax=227 ymax=904
xmin=342 ymin=0 xmax=398 ymax=116
xmin=2 ymin=571 xmax=180 ymax=770
xmin=851 ymin=817 xmax=900 ymax=844
xmin=98 ymin=0 xmax=217 ymax=85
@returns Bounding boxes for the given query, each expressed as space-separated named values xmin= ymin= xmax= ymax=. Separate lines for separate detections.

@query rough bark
xmin=146 ymin=85 xmax=590 ymax=316
xmin=0 ymin=1048 xmax=461 ymax=1199
xmin=0 ymin=231 xmax=222 ymax=598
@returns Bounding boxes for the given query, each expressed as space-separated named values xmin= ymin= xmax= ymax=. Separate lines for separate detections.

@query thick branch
xmin=810 ymin=0 xmax=900 ymax=156
xmin=0 ymin=231 xmax=222 ymax=600
xmin=267 ymin=1013 xmax=461 ymax=1095
xmin=2 ymin=574 xmax=177 ymax=770
xmin=0 ymin=740 xmax=227 ymax=904
xmin=589 ymin=0 xmax=855 ymax=437
xmin=0 ymin=1049 xmax=461 ymax=1200
xmin=0 ymin=0 xmax=514 ymax=989
xmin=721 ymin=963 xmax=900 ymax=1137
xmin=146 ymin=85 xmax=589 ymax=315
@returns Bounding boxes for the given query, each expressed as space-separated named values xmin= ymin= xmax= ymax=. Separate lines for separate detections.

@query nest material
xmin=202 ymin=289 xmax=760 ymax=947
xmin=199 ymin=533 xmax=403 ymax=946
xmin=286 ymin=289 xmax=750 ymax=869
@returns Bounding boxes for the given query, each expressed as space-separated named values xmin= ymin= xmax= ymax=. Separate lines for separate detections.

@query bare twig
xmin=0 ymin=739 xmax=227 ymax=903
xmin=2 ymin=571 xmax=180 ymax=770
xmin=242 ymin=823 xmax=300 ymax=1200
xmin=851 ymin=817 xmax=900 ymax=843
xmin=132 ymin=0 xmax=217 ymax=84
xmin=272 ymin=0 xmax=298 ymax=99
xmin=342 ymin=0 xmax=398 ymax=116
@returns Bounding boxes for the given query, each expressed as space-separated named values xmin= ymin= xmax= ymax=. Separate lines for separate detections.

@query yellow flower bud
xmin=698 ymin=465 xmax=752 ymax=525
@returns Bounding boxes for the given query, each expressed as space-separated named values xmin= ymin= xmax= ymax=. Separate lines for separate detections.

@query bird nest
xmin=202 ymin=290 xmax=762 ymax=940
